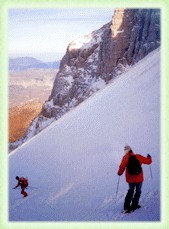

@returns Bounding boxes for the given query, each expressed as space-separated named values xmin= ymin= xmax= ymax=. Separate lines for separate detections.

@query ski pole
xmin=149 ymin=165 xmax=153 ymax=179
xmin=115 ymin=176 xmax=120 ymax=202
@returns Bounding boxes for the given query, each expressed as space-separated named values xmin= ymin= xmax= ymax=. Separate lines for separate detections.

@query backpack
xmin=127 ymin=155 xmax=142 ymax=175
xmin=19 ymin=177 xmax=28 ymax=187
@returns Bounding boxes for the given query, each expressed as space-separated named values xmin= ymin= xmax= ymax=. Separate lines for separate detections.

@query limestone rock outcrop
xmin=9 ymin=8 xmax=160 ymax=152
xmin=44 ymin=8 xmax=160 ymax=116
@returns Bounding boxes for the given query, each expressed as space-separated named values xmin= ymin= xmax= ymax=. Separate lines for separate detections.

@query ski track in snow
xmin=9 ymin=48 xmax=160 ymax=221
xmin=10 ymin=192 xmax=37 ymax=211
xmin=46 ymin=182 xmax=75 ymax=204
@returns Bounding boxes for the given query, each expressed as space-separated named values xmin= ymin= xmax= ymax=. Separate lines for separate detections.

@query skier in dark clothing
xmin=117 ymin=144 xmax=152 ymax=213
xmin=13 ymin=176 xmax=28 ymax=198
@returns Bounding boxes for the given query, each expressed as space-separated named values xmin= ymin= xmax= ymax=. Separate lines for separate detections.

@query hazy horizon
xmin=8 ymin=54 xmax=62 ymax=62
xmin=8 ymin=8 xmax=114 ymax=62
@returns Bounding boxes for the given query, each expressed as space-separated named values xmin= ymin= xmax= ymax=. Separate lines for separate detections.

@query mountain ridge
xmin=9 ymin=57 xmax=60 ymax=71
xmin=9 ymin=8 xmax=160 ymax=152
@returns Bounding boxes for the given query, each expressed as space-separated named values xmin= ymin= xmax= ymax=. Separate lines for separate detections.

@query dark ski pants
xmin=124 ymin=182 xmax=142 ymax=210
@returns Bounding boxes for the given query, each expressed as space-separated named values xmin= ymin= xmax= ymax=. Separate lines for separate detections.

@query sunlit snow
xmin=9 ymin=48 xmax=160 ymax=221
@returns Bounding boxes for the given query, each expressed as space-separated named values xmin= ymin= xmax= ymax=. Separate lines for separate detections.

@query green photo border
xmin=0 ymin=0 xmax=169 ymax=228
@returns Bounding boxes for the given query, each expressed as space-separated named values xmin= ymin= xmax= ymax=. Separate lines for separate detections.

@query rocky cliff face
xmin=98 ymin=9 xmax=160 ymax=80
xmin=42 ymin=8 xmax=160 ymax=116
xmin=9 ymin=8 xmax=160 ymax=152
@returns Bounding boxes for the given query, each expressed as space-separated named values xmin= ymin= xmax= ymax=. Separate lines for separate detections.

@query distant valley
xmin=9 ymin=57 xmax=59 ymax=143
xmin=9 ymin=57 xmax=60 ymax=71
xmin=9 ymin=100 xmax=43 ymax=142
xmin=9 ymin=68 xmax=57 ymax=107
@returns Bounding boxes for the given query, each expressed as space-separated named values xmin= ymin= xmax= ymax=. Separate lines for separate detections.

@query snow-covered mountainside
xmin=9 ymin=48 xmax=160 ymax=221
xmin=9 ymin=8 xmax=160 ymax=152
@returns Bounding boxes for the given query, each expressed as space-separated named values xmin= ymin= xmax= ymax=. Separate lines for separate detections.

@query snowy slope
xmin=9 ymin=48 xmax=160 ymax=221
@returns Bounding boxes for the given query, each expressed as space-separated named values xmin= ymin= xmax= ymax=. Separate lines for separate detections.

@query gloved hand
xmin=147 ymin=154 xmax=151 ymax=158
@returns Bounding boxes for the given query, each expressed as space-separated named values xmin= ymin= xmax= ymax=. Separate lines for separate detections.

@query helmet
xmin=16 ymin=176 xmax=19 ymax=180
xmin=124 ymin=144 xmax=132 ymax=154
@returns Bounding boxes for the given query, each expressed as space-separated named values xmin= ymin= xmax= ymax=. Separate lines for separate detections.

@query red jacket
xmin=118 ymin=151 xmax=152 ymax=183
xmin=16 ymin=177 xmax=28 ymax=189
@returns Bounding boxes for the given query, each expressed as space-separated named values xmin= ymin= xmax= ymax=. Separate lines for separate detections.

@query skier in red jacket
xmin=13 ymin=176 xmax=28 ymax=198
xmin=117 ymin=144 xmax=152 ymax=213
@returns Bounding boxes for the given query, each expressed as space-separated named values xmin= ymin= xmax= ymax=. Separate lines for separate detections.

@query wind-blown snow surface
xmin=9 ymin=48 xmax=160 ymax=221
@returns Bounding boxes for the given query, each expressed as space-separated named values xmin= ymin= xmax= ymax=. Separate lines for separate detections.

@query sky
xmin=8 ymin=8 xmax=114 ymax=62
